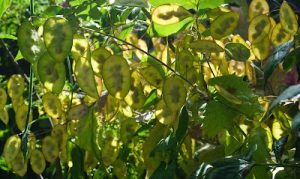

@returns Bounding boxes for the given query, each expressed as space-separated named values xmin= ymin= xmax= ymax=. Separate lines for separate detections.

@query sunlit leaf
xmin=202 ymin=101 xmax=240 ymax=137
xmin=0 ymin=0 xmax=11 ymax=18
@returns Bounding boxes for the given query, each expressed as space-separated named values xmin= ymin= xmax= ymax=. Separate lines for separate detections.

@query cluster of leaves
xmin=1 ymin=0 xmax=300 ymax=178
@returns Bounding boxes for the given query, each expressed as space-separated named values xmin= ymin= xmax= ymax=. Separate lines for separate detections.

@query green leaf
xmin=150 ymin=133 xmax=177 ymax=155
xmin=292 ymin=112 xmax=300 ymax=132
xmin=76 ymin=107 xmax=100 ymax=156
xmin=208 ymin=75 xmax=263 ymax=118
xmin=202 ymin=101 xmax=240 ymax=137
xmin=70 ymin=146 xmax=85 ymax=179
xmin=175 ymin=106 xmax=189 ymax=142
xmin=282 ymin=47 xmax=300 ymax=72
xmin=152 ymin=16 xmax=193 ymax=37
xmin=248 ymin=127 xmax=271 ymax=163
xmin=41 ymin=5 xmax=62 ymax=18
xmin=294 ymin=137 xmax=300 ymax=161
xmin=118 ymin=24 xmax=134 ymax=40
xmin=223 ymin=128 xmax=244 ymax=155
xmin=15 ymin=50 xmax=23 ymax=61
xmin=0 ymin=0 xmax=11 ymax=19
xmin=149 ymin=0 xmax=197 ymax=9
xmin=199 ymin=0 xmax=226 ymax=9
xmin=143 ymin=89 xmax=158 ymax=108
xmin=264 ymin=40 xmax=294 ymax=83
xmin=225 ymin=42 xmax=250 ymax=61
xmin=150 ymin=160 xmax=176 ymax=179
xmin=0 ymin=33 xmax=17 ymax=40
xmin=268 ymin=83 xmax=300 ymax=112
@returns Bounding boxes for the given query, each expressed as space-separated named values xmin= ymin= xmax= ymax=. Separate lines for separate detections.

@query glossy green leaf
xmin=294 ymin=137 xmax=300 ymax=161
xmin=268 ymin=83 xmax=300 ymax=112
xmin=225 ymin=42 xmax=250 ymax=61
xmin=292 ymin=112 xmax=300 ymax=132
xmin=264 ymin=40 xmax=294 ymax=83
xmin=190 ymin=163 xmax=212 ymax=179
xmin=282 ymin=48 xmax=300 ymax=72
xmin=0 ymin=0 xmax=11 ymax=18
xmin=273 ymin=136 xmax=288 ymax=162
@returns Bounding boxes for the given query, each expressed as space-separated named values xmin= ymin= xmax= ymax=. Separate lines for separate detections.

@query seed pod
xmin=0 ymin=107 xmax=9 ymax=125
xmin=163 ymin=77 xmax=187 ymax=111
xmin=42 ymin=136 xmax=59 ymax=163
xmin=124 ymin=71 xmax=146 ymax=109
xmin=74 ymin=54 xmax=99 ymax=98
xmin=139 ymin=62 xmax=164 ymax=88
xmin=51 ymin=125 xmax=67 ymax=149
xmin=15 ymin=104 xmax=32 ymax=131
xmin=91 ymin=48 xmax=112 ymax=77
xmin=271 ymin=23 xmax=291 ymax=47
xmin=175 ymin=50 xmax=194 ymax=76
xmin=252 ymin=36 xmax=270 ymax=61
xmin=30 ymin=149 xmax=46 ymax=175
xmin=2 ymin=135 xmax=21 ymax=163
xmin=42 ymin=92 xmax=62 ymax=119
xmin=11 ymin=96 xmax=25 ymax=112
xmin=248 ymin=15 xmax=271 ymax=44
xmin=43 ymin=17 xmax=73 ymax=62
xmin=248 ymin=0 xmax=269 ymax=20
xmin=37 ymin=52 xmax=66 ymax=94
xmin=0 ymin=87 xmax=7 ymax=109
xmin=210 ymin=11 xmax=240 ymax=40
xmin=102 ymin=55 xmax=131 ymax=99
xmin=7 ymin=74 xmax=25 ymax=99
xmin=11 ymin=152 xmax=27 ymax=176
xmin=155 ymin=100 xmax=177 ymax=125
xmin=18 ymin=20 xmax=45 ymax=63
xmin=280 ymin=1 xmax=298 ymax=36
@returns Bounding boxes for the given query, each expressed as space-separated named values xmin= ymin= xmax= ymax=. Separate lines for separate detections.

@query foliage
xmin=1 ymin=0 xmax=300 ymax=178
